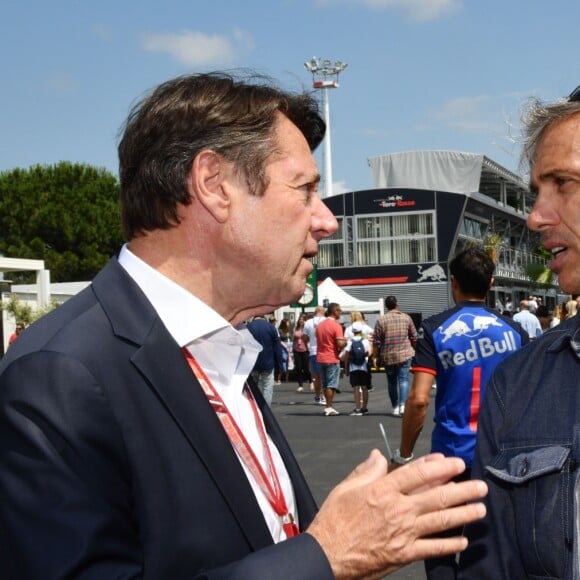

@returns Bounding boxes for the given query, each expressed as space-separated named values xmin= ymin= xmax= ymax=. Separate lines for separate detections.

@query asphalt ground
xmin=271 ymin=370 xmax=437 ymax=580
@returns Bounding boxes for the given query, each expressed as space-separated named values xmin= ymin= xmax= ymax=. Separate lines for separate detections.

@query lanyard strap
xmin=182 ymin=348 xmax=299 ymax=539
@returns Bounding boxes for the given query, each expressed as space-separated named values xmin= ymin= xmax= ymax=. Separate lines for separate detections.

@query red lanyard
xmin=182 ymin=348 xmax=299 ymax=539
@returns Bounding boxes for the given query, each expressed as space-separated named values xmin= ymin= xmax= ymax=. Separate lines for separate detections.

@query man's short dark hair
xmin=449 ymin=247 xmax=495 ymax=298
xmin=326 ymin=302 xmax=341 ymax=316
xmin=118 ymin=72 xmax=325 ymax=239
xmin=384 ymin=295 xmax=397 ymax=310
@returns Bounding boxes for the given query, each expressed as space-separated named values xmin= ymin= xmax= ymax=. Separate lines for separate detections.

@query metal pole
xmin=322 ymin=87 xmax=333 ymax=200
xmin=303 ymin=58 xmax=347 ymax=201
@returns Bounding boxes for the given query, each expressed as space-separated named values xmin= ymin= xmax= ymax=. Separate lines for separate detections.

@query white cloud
xmin=142 ymin=28 xmax=255 ymax=67
xmin=433 ymin=95 xmax=499 ymax=132
xmin=317 ymin=0 xmax=461 ymax=22
xmin=332 ymin=180 xmax=350 ymax=194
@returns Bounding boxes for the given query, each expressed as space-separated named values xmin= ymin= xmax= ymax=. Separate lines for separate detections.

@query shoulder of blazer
xmin=91 ymin=257 xmax=159 ymax=345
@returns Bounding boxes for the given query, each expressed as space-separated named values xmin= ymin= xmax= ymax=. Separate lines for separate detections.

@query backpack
xmin=350 ymin=339 xmax=366 ymax=365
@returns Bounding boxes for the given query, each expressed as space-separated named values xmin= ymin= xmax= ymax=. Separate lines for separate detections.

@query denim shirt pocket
xmin=487 ymin=445 xmax=572 ymax=579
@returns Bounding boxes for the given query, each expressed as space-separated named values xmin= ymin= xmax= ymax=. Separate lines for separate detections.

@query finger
xmin=384 ymin=455 xmax=467 ymax=495
xmin=342 ymin=448 xmax=389 ymax=485
xmin=410 ymin=536 xmax=470 ymax=562
xmin=412 ymin=479 xmax=487 ymax=515
xmin=417 ymin=501 xmax=486 ymax=540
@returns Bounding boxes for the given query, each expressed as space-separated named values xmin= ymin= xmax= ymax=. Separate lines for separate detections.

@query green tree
xmin=1 ymin=294 xmax=59 ymax=326
xmin=0 ymin=162 xmax=124 ymax=282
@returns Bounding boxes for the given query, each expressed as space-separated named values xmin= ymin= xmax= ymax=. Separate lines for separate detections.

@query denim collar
xmin=545 ymin=315 xmax=580 ymax=360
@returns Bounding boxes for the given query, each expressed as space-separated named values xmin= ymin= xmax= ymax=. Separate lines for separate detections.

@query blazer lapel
xmin=93 ymin=259 xmax=274 ymax=550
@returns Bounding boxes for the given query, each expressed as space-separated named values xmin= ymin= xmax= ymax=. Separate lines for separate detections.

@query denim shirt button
xmin=519 ymin=458 xmax=529 ymax=477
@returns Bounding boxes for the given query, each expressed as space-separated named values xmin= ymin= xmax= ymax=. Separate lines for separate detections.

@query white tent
xmin=275 ymin=277 xmax=383 ymax=325
xmin=316 ymin=277 xmax=383 ymax=314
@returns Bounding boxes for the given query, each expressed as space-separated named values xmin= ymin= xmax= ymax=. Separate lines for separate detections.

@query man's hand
xmin=307 ymin=450 xmax=487 ymax=579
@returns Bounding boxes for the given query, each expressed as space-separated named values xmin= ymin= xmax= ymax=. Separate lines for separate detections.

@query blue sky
xmin=2 ymin=0 xmax=580 ymax=194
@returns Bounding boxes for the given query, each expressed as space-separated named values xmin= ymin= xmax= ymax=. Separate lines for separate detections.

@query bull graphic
xmin=472 ymin=315 xmax=502 ymax=330
xmin=417 ymin=264 xmax=447 ymax=282
xmin=440 ymin=319 xmax=470 ymax=343
xmin=439 ymin=313 xmax=503 ymax=343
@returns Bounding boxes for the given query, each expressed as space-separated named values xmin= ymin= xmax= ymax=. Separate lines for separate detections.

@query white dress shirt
xmin=118 ymin=245 xmax=297 ymax=542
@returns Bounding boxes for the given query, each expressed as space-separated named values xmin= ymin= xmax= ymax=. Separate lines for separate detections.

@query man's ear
xmin=188 ymin=150 xmax=232 ymax=223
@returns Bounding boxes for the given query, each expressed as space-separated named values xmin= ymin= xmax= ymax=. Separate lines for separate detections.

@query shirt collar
xmin=118 ymin=244 xmax=229 ymax=346
xmin=117 ymin=244 xmax=261 ymax=388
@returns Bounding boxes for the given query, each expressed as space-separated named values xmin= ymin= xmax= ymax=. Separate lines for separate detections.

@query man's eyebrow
xmin=302 ymin=173 xmax=321 ymax=185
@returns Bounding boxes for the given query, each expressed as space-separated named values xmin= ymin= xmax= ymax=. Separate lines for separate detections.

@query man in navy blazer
xmin=0 ymin=73 xmax=487 ymax=579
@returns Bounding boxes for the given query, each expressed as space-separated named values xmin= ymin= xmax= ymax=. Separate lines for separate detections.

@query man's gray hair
xmin=520 ymin=96 xmax=580 ymax=171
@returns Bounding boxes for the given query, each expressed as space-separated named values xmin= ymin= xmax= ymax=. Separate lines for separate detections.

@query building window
xmin=460 ymin=216 xmax=487 ymax=241
xmin=317 ymin=217 xmax=344 ymax=267
xmin=355 ymin=212 xmax=436 ymax=265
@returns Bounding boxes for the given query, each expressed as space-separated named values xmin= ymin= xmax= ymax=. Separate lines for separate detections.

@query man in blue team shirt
xmin=394 ymin=247 xmax=529 ymax=580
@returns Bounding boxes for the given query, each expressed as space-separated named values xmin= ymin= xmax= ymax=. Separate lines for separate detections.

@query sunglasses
xmin=569 ymin=86 xmax=580 ymax=101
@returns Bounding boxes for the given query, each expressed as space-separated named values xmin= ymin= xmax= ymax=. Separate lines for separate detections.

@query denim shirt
xmin=459 ymin=315 xmax=580 ymax=580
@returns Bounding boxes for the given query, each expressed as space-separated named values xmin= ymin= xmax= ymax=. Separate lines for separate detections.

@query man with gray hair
xmin=460 ymin=86 xmax=580 ymax=578
xmin=513 ymin=298 xmax=542 ymax=339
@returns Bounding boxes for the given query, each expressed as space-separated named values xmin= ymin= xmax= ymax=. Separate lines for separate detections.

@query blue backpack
xmin=350 ymin=339 xmax=366 ymax=365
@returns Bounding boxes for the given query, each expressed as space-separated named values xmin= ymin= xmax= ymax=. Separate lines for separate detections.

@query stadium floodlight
xmin=303 ymin=57 xmax=348 ymax=199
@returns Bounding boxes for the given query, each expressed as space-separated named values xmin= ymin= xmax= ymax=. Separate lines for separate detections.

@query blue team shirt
xmin=412 ymin=301 xmax=529 ymax=466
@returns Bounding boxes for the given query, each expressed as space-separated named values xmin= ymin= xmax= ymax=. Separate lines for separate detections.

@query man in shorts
xmin=315 ymin=303 xmax=346 ymax=416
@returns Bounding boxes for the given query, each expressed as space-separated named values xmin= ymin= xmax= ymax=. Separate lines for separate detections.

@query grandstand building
xmin=316 ymin=150 xmax=562 ymax=323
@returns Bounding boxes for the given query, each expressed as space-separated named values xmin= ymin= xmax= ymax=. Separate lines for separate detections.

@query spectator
xmin=292 ymin=317 xmax=311 ymax=392
xmin=343 ymin=321 xmax=371 ymax=416
xmin=247 ymin=315 xmax=283 ymax=405
xmin=513 ymin=299 xmax=543 ymax=338
xmin=315 ymin=303 xmax=346 ymax=416
xmin=535 ymin=304 xmax=552 ymax=332
xmin=303 ymin=306 xmax=326 ymax=405
xmin=397 ymin=247 xmax=529 ymax=579
xmin=8 ymin=322 xmax=24 ymax=346
xmin=276 ymin=318 xmax=292 ymax=383
xmin=373 ymin=295 xmax=417 ymax=416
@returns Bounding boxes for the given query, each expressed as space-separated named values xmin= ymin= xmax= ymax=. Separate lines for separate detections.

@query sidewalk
xmin=271 ymin=370 xmax=437 ymax=579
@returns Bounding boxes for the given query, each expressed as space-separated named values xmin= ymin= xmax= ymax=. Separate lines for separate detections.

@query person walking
xmin=247 ymin=315 xmax=283 ymax=405
xmin=292 ymin=317 xmax=311 ymax=392
xmin=315 ymin=302 xmax=346 ymax=416
xmin=513 ymin=299 xmax=542 ymax=339
xmin=344 ymin=321 xmax=371 ymax=416
xmin=373 ymin=295 xmax=417 ymax=416
xmin=303 ymin=305 xmax=326 ymax=405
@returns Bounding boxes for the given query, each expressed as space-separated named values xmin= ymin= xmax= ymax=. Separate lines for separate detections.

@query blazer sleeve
xmin=193 ymin=533 xmax=333 ymax=579
xmin=0 ymin=351 xmax=143 ymax=580
xmin=0 ymin=351 xmax=334 ymax=580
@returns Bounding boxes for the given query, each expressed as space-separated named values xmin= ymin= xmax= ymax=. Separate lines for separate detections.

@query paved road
xmin=271 ymin=371 xmax=438 ymax=580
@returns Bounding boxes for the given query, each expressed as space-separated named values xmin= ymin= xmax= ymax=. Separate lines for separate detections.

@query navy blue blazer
xmin=0 ymin=258 xmax=333 ymax=579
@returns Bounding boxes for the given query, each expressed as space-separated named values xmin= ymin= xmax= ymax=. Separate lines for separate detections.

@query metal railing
xmin=494 ymin=246 xmax=554 ymax=283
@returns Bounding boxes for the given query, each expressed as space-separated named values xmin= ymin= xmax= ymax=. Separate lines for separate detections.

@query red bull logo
xmin=438 ymin=331 xmax=518 ymax=370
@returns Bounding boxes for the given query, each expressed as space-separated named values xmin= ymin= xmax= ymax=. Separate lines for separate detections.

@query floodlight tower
xmin=304 ymin=57 xmax=348 ymax=199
